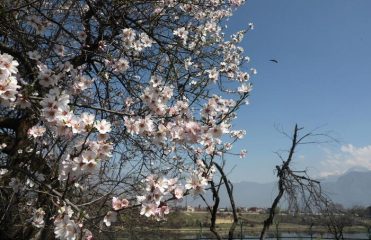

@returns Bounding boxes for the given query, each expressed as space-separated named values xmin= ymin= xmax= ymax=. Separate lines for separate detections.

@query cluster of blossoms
xmin=120 ymin=28 xmax=154 ymax=52
xmin=185 ymin=160 xmax=216 ymax=195
xmin=54 ymin=215 xmax=80 ymax=240
xmin=128 ymin=161 xmax=215 ymax=222
xmin=173 ymin=27 xmax=189 ymax=45
xmin=112 ymin=197 xmax=130 ymax=210
xmin=102 ymin=197 xmax=130 ymax=226
xmin=136 ymin=175 xmax=184 ymax=220
xmin=140 ymin=75 xmax=174 ymax=116
xmin=53 ymin=205 xmax=93 ymax=240
xmin=59 ymin=138 xmax=113 ymax=181
xmin=28 ymin=124 xmax=46 ymax=138
xmin=39 ymin=87 xmax=110 ymax=137
xmin=37 ymin=63 xmax=60 ymax=88
xmin=125 ymin=76 xmax=238 ymax=151
xmin=35 ymin=81 xmax=113 ymax=181
xmin=0 ymin=53 xmax=20 ymax=106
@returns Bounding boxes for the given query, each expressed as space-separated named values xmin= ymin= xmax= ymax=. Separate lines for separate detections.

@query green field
xmin=101 ymin=211 xmax=371 ymax=239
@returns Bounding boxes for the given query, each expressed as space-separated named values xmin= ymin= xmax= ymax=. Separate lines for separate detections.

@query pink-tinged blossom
xmin=155 ymin=204 xmax=170 ymax=220
xmin=149 ymin=75 xmax=162 ymax=87
xmin=174 ymin=186 xmax=184 ymax=199
xmin=167 ymin=178 xmax=177 ymax=188
xmin=0 ymin=53 xmax=20 ymax=105
xmin=137 ymin=117 xmax=154 ymax=135
xmin=185 ymin=173 xmax=208 ymax=195
xmin=239 ymin=149 xmax=247 ymax=158
xmin=230 ymin=130 xmax=246 ymax=139
xmin=184 ymin=121 xmax=202 ymax=143
xmin=80 ymin=151 xmax=98 ymax=173
xmin=95 ymin=119 xmax=111 ymax=134
xmin=237 ymin=72 xmax=250 ymax=82
xmin=207 ymin=68 xmax=219 ymax=82
xmin=140 ymin=202 xmax=157 ymax=217
xmin=0 ymin=77 xmax=20 ymax=104
xmin=28 ymin=125 xmax=46 ymax=138
xmin=237 ymin=83 xmax=252 ymax=93
xmin=208 ymin=123 xmax=230 ymax=138
xmin=81 ymin=113 xmax=95 ymax=126
xmin=113 ymin=58 xmax=129 ymax=73
xmin=0 ymin=53 xmax=19 ymax=75
xmin=154 ymin=177 xmax=169 ymax=193
xmin=149 ymin=187 xmax=164 ymax=205
xmin=121 ymin=28 xmax=136 ymax=47
xmin=0 ymin=67 xmax=10 ymax=80
xmin=224 ymin=142 xmax=232 ymax=150
xmin=103 ymin=211 xmax=117 ymax=227
xmin=81 ymin=159 xmax=97 ymax=173
xmin=32 ymin=208 xmax=45 ymax=228
xmin=112 ymin=197 xmax=129 ymax=210
xmin=97 ymin=142 xmax=113 ymax=159
xmin=56 ymin=125 xmax=73 ymax=139
xmin=124 ymin=116 xmax=139 ymax=135
xmin=57 ymin=205 xmax=74 ymax=218
xmin=136 ymin=195 xmax=146 ymax=204
xmin=70 ymin=117 xmax=85 ymax=134
xmin=173 ymin=27 xmax=188 ymax=44
xmin=121 ymin=28 xmax=154 ymax=53
xmin=82 ymin=229 xmax=93 ymax=240
xmin=184 ymin=58 xmax=193 ymax=70
xmin=124 ymin=97 xmax=134 ymax=107
xmin=72 ymin=75 xmax=92 ymax=93
xmin=40 ymin=89 xmax=71 ymax=128
xmin=54 ymin=215 xmax=80 ymax=240
xmin=153 ymin=124 xmax=168 ymax=143
xmin=38 ymin=64 xmax=58 ymax=88
xmin=139 ymin=32 xmax=154 ymax=48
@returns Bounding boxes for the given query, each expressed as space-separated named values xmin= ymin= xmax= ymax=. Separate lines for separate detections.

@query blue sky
xmin=225 ymin=0 xmax=371 ymax=183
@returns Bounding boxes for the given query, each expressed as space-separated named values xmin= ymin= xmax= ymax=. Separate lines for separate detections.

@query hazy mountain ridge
xmin=188 ymin=170 xmax=371 ymax=208
xmin=322 ymin=171 xmax=371 ymax=208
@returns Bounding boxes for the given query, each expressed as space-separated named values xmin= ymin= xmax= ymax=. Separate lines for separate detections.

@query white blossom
xmin=103 ymin=211 xmax=117 ymax=227
xmin=32 ymin=208 xmax=46 ymax=228
xmin=54 ymin=215 xmax=80 ymax=240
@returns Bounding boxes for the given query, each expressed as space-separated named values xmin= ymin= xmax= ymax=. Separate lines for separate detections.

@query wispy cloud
xmin=319 ymin=144 xmax=371 ymax=177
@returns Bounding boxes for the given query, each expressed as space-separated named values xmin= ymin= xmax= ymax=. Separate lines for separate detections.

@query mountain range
xmin=187 ymin=170 xmax=371 ymax=209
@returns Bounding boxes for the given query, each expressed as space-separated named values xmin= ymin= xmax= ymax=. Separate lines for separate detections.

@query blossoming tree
xmin=0 ymin=0 xmax=253 ymax=239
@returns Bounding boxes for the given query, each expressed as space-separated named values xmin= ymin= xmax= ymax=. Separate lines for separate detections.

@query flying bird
xmin=269 ymin=59 xmax=278 ymax=63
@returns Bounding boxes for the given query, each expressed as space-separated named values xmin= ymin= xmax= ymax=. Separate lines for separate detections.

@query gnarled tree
xmin=0 ymin=0 xmax=252 ymax=239
xmin=260 ymin=125 xmax=335 ymax=240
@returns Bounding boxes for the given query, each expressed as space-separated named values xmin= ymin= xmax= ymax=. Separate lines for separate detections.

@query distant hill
xmin=323 ymin=170 xmax=371 ymax=207
xmin=187 ymin=170 xmax=371 ymax=209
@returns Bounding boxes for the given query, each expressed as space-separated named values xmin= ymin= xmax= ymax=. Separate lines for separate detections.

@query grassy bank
xmin=102 ymin=211 xmax=371 ymax=239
